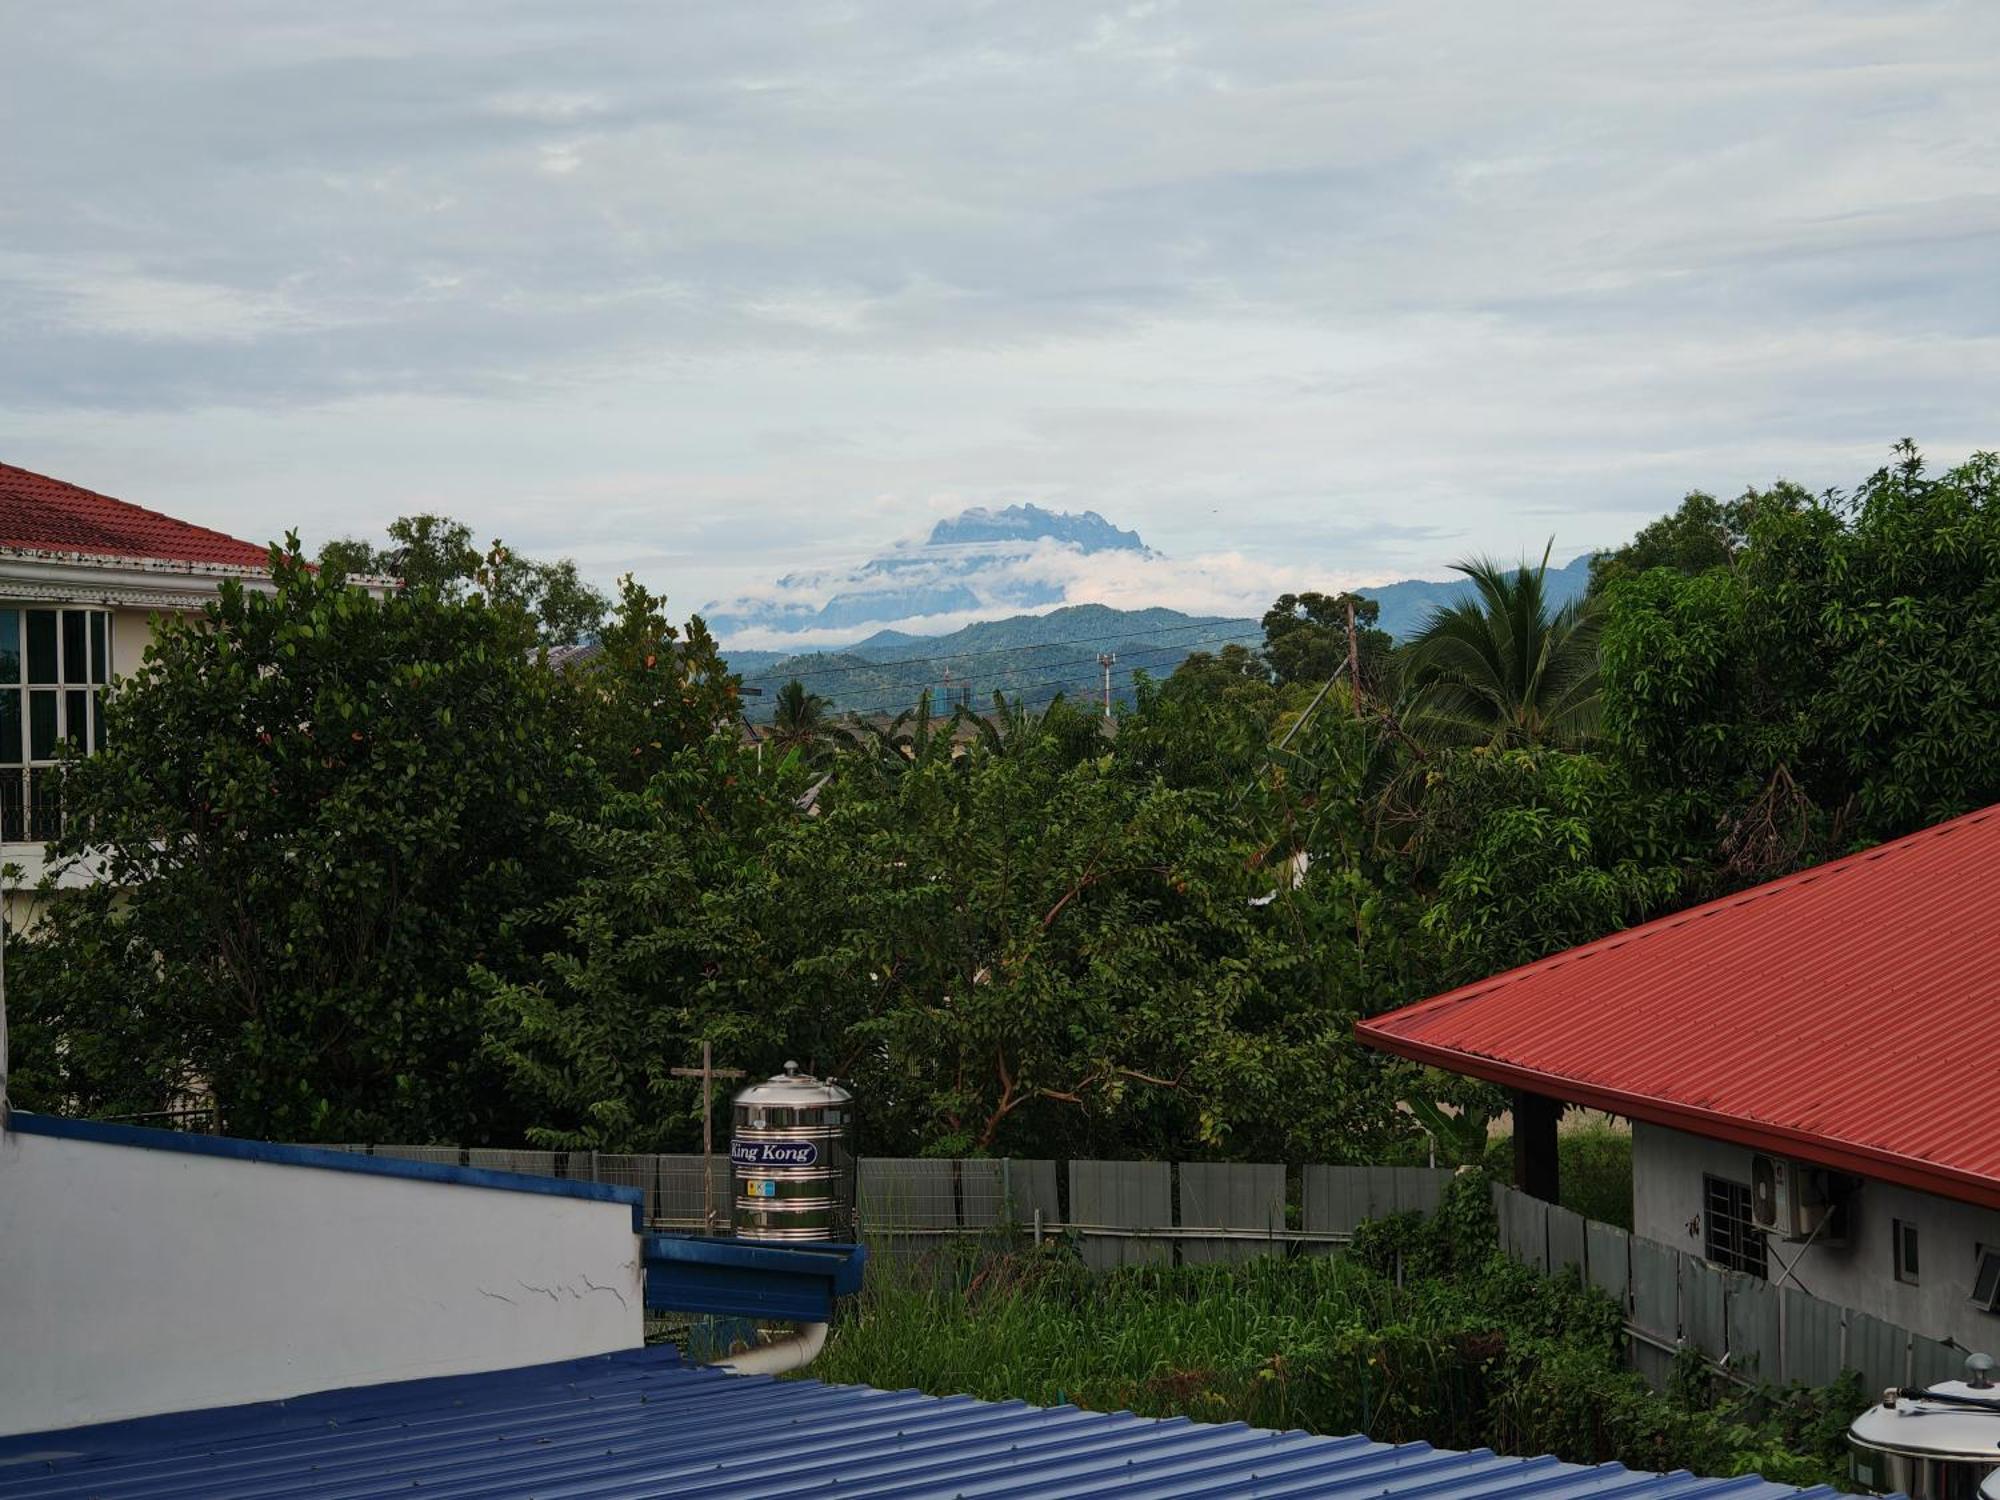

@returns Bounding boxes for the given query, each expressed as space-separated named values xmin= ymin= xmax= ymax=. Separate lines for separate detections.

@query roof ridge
xmin=0 ymin=460 xmax=268 ymax=553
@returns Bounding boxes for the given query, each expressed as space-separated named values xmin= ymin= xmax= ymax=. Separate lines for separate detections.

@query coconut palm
xmin=766 ymin=679 xmax=855 ymax=762
xmin=1400 ymin=544 xmax=1602 ymax=749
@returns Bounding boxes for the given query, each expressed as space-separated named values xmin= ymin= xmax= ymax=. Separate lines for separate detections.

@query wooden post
xmin=1344 ymin=598 xmax=1362 ymax=716
xmin=1513 ymin=1089 xmax=1561 ymax=1203
xmin=671 ymin=1041 xmax=745 ymax=1233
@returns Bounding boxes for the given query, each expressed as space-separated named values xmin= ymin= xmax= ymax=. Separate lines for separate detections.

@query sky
xmin=4 ymin=1 xmax=1997 ymax=635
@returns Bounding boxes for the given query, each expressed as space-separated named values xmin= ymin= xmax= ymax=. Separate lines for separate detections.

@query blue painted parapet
xmin=640 ymin=1234 xmax=865 ymax=1324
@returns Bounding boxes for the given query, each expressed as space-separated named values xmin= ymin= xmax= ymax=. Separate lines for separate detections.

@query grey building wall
xmin=1632 ymin=1120 xmax=2000 ymax=1354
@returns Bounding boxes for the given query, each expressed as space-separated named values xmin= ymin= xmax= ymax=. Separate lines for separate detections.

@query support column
xmin=1513 ymin=1089 xmax=1561 ymax=1203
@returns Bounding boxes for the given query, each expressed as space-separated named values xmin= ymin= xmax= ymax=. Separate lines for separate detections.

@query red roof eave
xmin=1356 ymin=1019 xmax=2000 ymax=1212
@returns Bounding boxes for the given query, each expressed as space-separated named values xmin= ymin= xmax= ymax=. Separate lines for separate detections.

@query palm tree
xmin=1400 ymin=544 xmax=1602 ymax=749
xmin=766 ymin=680 xmax=855 ymax=762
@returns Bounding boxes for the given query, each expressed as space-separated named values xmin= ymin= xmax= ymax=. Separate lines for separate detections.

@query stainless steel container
xmin=1851 ymin=1357 xmax=2000 ymax=1499
xmin=730 ymin=1062 xmax=856 ymax=1243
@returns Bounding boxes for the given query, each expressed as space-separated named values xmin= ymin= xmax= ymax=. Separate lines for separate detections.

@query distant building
xmin=0 ymin=461 xmax=388 ymax=920
xmin=1361 ymin=805 xmax=2000 ymax=1352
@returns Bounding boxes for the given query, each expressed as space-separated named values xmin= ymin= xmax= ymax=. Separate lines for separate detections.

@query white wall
xmin=1632 ymin=1120 xmax=2000 ymax=1353
xmin=0 ymin=1123 xmax=643 ymax=1436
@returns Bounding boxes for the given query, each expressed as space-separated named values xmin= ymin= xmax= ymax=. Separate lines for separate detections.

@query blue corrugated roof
xmin=0 ymin=1346 xmax=1843 ymax=1500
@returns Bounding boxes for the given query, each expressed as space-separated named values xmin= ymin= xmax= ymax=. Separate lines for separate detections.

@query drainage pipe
xmin=713 ymin=1321 xmax=829 ymax=1376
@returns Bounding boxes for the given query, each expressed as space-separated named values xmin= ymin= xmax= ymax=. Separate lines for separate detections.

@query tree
xmin=9 ymin=540 xmax=591 ymax=1141
xmin=1400 ymin=548 xmax=1603 ymax=749
xmin=1603 ymin=443 xmax=2000 ymax=864
xmin=317 ymin=515 xmax=608 ymax=647
xmin=1588 ymin=491 xmax=1755 ymax=595
xmin=575 ymin=576 xmax=740 ymax=794
xmin=767 ymin=680 xmax=855 ymax=762
xmin=1261 ymin=591 xmax=1391 ymax=691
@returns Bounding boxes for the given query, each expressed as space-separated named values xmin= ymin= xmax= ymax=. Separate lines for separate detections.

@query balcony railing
xmin=0 ymin=765 xmax=64 ymax=844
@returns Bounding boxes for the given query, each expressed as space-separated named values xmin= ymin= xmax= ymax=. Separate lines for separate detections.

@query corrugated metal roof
xmin=0 ymin=461 xmax=269 ymax=569
xmin=0 ymin=1346 xmax=1842 ymax=1500
xmin=1358 ymin=803 xmax=2000 ymax=1208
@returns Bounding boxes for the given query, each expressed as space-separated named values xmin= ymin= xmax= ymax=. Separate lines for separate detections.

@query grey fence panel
xmin=1071 ymin=1160 xmax=1171 ymax=1271
xmin=1499 ymin=1188 xmax=1548 ymax=1273
xmin=374 ymin=1145 xmax=465 ymax=1167
xmin=1683 ymin=1259 xmax=1727 ymax=1361
xmin=1848 ymin=1311 xmax=1908 ymax=1395
xmin=1586 ymin=1220 xmax=1632 ymax=1311
xmin=1911 ymin=1333 xmax=1962 ymax=1388
xmin=860 ymin=1159 xmax=957 ymax=1233
xmin=1178 ymin=1163 xmax=1284 ymax=1264
xmin=1782 ymin=1287 xmax=1845 ymax=1388
xmin=1392 ymin=1167 xmax=1451 ymax=1216
xmin=654 ymin=1154 xmax=730 ymax=1232
xmin=1630 ymin=1236 xmax=1681 ymax=1351
xmin=1725 ymin=1274 xmax=1779 ymax=1380
xmin=1547 ymin=1205 xmax=1588 ymax=1276
xmin=464 ymin=1148 xmax=560 ymax=1178
xmin=595 ymin=1154 xmax=662 ymax=1222
xmin=1302 ymin=1166 xmax=1360 ymax=1238
xmin=960 ymin=1159 xmax=1061 ymax=1231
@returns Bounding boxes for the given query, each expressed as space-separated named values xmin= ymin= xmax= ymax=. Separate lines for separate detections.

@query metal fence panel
xmin=654 ymin=1154 xmax=730 ymax=1233
xmin=1847 ymin=1311 xmax=1908 ymax=1395
xmin=1911 ymin=1333 xmax=1962 ymax=1388
xmin=1178 ymin=1163 xmax=1284 ymax=1264
xmin=1301 ymin=1165 xmax=1361 ymax=1237
xmin=595 ymin=1154 xmax=662 ymax=1222
xmin=1585 ymin=1219 xmax=1631 ymax=1311
xmin=860 ymin=1159 xmax=958 ymax=1233
xmin=1725 ymin=1273 xmax=1779 ymax=1380
xmin=1629 ymin=1236 xmax=1680 ymax=1350
xmin=1781 ymin=1287 xmax=1845 ymax=1388
xmin=374 ymin=1145 xmax=465 ymax=1167
xmin=1392 ymin=1167 xmax=1451 ymax=1216
xmin=1547 ymin=1205 xmax=1587 ymax=1277
xmin=960 ymin=1159 xmax=1061 ymax=1231
xmin=1070 ymin=1160 xmax=1171 ymax=1270
xmin=1682 ymin=1259 xmax=1727 ymax=1361
xmin=464 ymin=1148 xmax=560 ymax=1178
xmin=1500 ymin=1188 xmax=1548 ymax=1273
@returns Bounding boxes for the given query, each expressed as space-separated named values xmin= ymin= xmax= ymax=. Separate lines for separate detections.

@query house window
xmin=1894 ymin=1219 xmax=1920 ymax=1285
xmin=1703 ymin=1174 xmax=1767 ymax=1277
xmin=1973 ymin=1247 xmax=2000 ymax=1314
xmin=0 ymin=607 xmax=111 ymax=841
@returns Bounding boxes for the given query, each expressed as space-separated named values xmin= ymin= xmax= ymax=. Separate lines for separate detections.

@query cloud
xmin=0 ymin=0 xmax=1996 ymax=609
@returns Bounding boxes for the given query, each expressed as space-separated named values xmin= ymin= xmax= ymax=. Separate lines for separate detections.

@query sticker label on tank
xmin=732 ymin=1139 xmax=821 ymax=1168
xmin=746 ymin=1179 xmax=776 ymax=1197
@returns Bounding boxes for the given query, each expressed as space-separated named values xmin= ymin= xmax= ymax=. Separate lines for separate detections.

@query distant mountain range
xmin=706 ymin=503 xmax=1149 ymax=637
xmin=724 ymin=553 xmax=1593 ymax=721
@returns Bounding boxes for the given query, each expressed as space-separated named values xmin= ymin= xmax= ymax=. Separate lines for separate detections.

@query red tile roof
xmin=1358 ymin=804 xmax=2000 ymax=1209
xmin=0 ymin=461 xmax=269 ymax=569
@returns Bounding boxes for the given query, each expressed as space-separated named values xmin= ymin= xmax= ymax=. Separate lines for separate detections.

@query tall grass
xmin=812 ymin=1178 xmax=1857 ymax=1489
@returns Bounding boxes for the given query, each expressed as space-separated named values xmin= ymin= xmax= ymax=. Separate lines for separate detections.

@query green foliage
xmin=11 ymin=539 xmax=592 ymax=1140
xmin=1401 ymin=548 xmax=1604 ymax=749
xmin=1603 ymin=444 xmax=2000 ymax=869
xmin=816 ymin=1177 xmax=1855 ymax=1488
xmin=1261 ymin=591 xmax=1391 ymax=692
xmin=1588 ymin=490 xmax=1757 ymax=595
xmin=1482 ymin=1124 xmax=1635 ymax=1230
xmin=575 ymin=576 xmax=740 ymax=793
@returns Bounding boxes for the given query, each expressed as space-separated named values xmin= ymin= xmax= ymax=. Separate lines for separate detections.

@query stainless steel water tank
xmin=1851 ymin=1355 xmax=2000 ymax=1499
xmin=730 ymin=1062 xmax=856 ymax=1243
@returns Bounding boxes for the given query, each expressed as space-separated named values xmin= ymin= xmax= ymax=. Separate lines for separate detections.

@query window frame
xmin=1893 ymin=1218 xmax=1920 ymax=1285
xmin=0 ymin=605 xmax=112 ymax=842
xmin=1703 ymin=1173 xmax=1768 ymax=1278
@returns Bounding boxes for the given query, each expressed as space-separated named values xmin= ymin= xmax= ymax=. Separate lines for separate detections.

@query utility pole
xmin=1097 ymin=652 xmax=1116 ymax=718
xmin=1344 ymin=598 xmax=1362 ymax=718
xmin=670 ymin=1041 xmax=745 ymax=1233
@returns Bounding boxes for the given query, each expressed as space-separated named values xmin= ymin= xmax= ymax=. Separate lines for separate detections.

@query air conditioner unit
xmin=1750 ymin=1154 xmax=1841 ymax=1241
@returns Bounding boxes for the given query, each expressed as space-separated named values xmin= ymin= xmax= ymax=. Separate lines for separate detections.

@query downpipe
xmin=712 ymin=1320 xmax=828 ymax=1376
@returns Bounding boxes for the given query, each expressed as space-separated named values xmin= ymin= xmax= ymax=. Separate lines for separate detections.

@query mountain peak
xmin=923 ymin=504 xmax=1147 ymax=554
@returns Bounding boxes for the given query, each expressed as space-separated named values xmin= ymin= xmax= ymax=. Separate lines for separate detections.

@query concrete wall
xmin=1633 ymin=1120 xmax=2000 ymax=1352
xmin=0 ymin=1117 xmax=643 ymax=1436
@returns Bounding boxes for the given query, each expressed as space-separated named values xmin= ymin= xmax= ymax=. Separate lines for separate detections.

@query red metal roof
xmin=0 ymin=461 xmax=268 ymax=569
xmin=1358 ymin=804 xmax=2000 ymax=1209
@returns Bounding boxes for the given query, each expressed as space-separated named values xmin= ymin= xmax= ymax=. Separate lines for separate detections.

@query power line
xmin=729 ymin=613 xmax=1269 ymax=686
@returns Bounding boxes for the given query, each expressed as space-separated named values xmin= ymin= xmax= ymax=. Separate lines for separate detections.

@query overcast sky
xmin=4 ymin=2 xmax=1997 ymax=627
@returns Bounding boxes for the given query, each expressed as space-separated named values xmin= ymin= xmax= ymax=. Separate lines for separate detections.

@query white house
xmin=1361 ymin=804 xmax=2000 ymax=1353
xmin=0 ymin=461 xmax=390 ymax=924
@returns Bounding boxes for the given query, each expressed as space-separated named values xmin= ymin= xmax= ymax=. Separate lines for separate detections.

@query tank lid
xmin=1850 ymin=1377 xmax=2000 ymax=1460
xmin=734 ymin=1060 xmax=852 ymax=1108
